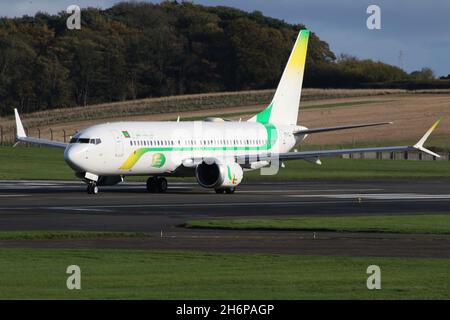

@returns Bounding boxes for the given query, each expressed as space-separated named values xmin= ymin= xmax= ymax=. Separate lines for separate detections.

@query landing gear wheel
xmin=215 ymin=188 xmax=225 ymax=194
xmin=146 ymin=177 xmax=158 ymax=193
xmin=87 ymin=182 xmax=99 ymax=195
xmin=147 ymin=177 xmax=168 ymax=193
xmin=225 ymin=187 xmax=235 ymax=194
xmin=157 ymin=177 xmax=168 ymax=193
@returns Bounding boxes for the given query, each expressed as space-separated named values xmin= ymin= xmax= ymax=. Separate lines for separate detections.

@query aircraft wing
xmin=237 ymin=118 xmax=441 ymax=163
xmin=181 ymin=119 xmax=441 ymax=169
xmin=14 ymin=109 xmax=68 ymax=149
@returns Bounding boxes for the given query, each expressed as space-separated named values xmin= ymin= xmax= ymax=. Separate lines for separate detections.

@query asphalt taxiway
xmin=0 ymin=179 xmax=449 ymax=258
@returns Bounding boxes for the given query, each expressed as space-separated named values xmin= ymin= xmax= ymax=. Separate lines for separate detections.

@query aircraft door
xmin=112 ymin=131 xmax=124 ymax=157
xmin=282 ymin=132 xmax=288 ymax=145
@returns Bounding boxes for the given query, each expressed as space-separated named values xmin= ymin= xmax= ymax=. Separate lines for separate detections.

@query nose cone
xmin=64 ymin=145 xmax=86 ymax=172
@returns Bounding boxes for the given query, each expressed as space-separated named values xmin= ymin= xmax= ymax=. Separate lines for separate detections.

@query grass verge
xmin=0 ymin=146 xmax=73 ymax=180
xmin=0 ymin=231 xmax=148 ymax=240
xmin=244 ymin=157 xmax=450 ymax=180
xmin=184 ymin=214 xmax=450 ymax=234
xmin=0 ymin=248 xmax=448 ymax=299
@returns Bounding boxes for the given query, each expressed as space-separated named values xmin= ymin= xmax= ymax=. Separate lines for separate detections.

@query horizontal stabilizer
xmin=294 ymin=121 xmax=392 ymax=135
xmin=231 ymin=118 xmax=442 ymax=163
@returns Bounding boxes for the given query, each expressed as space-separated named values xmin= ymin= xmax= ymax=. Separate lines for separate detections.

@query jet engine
xmin=195 ymin=160 xmax=243 ymax=189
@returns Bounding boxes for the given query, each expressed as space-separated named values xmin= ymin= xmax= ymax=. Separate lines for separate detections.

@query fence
xmin=342 ymin=151 xmax=450 ymax=161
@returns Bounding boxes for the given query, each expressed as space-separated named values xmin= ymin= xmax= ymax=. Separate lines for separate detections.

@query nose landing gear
xmin=146 ymin=177 xmax=168 ymax=193
xmin=87 ymin=181 xmax=99 ymax=195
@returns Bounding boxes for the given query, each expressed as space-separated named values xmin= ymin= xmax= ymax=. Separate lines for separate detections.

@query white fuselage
xmin=64 ymin=120 xmax=304 ymax=177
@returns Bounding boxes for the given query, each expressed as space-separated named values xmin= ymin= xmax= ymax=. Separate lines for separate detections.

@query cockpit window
xmin=69 ymin=138 xmax=101 ymax=144
xmin=90 ymin=139 xmax=102 ymax=145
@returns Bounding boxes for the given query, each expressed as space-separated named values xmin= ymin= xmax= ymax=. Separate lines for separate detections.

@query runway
xmin=0 ymin=179 xmax=449 ymax=258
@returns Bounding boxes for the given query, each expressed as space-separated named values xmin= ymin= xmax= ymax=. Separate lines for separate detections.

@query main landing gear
xmin=214 ymin=187 xmax=235 ymax=194
xmin=87 ymin=181 xmax=99 ymax=195
xmin=146 ymin=177 xmax=168 ymax=193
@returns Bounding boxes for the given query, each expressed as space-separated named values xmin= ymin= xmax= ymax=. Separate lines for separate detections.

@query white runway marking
xmin=47 ymin=207 xmax=112 ymax=212
xmin=287 ymin=193 xmax=450 ymax=200
xmin=36 ymin=197 xmax=450 ymax=211
xmin=240 ymin=188 xmax=383 ymax=193
xmin=0 ymin=194 xmax=28 ymax=197
xmin=0 ymin=197 xmax=448 ymax=212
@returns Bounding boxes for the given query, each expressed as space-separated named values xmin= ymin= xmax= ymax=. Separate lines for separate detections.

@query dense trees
xmin=410 ymin=68 xmax=435 ymax=81
xmin=0 ymin=1 xmax=441 ymax=115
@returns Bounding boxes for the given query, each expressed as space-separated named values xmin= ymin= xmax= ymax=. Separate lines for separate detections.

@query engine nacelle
xmin=195 ymin=161 xmax=243 ymax=189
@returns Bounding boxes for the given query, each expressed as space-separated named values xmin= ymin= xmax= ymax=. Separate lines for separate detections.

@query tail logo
xmin=227 ymin=165 xmax=237 ymax=184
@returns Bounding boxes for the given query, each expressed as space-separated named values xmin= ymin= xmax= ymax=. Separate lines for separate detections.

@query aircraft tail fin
xmin=248 ymin=29 xmax=310 ymax=126
xmin=13 ymin=108 xmax=67 ymax=148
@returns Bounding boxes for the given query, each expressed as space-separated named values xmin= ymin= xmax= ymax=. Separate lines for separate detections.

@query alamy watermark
xmin=366 ymin=5 xmax=381 ymax=30
xmin=66 ymin=265 xmax=81 ymax=290
xmin=67 ymin=5 xmax=81 ymax=30
xmin=366 ymin=265 xmax=381 ymax=290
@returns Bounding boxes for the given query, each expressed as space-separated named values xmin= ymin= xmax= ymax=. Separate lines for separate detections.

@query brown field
xmin=299 ymin=94 xmax=449 ymax=149
xmin=1 ymin=89 xmax=449 ymax=149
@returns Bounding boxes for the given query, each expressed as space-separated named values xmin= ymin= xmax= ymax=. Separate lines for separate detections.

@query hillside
xmin=0 ymin=1 xmax=423 ymax=116
xmin=1 ymin=89 xmax=448 ymax=151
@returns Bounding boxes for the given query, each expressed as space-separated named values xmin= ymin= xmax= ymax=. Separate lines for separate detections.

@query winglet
xmin=413 ymin=117 xmax=442 ymax=157
xmin=14 ymin=108 xmax=27 ymax=138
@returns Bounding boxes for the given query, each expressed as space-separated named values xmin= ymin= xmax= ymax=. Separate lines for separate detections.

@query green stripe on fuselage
xmin=118 ymin=123 xmax=278 ymax=170
xmin=256 ymin=103 xmax=273 ymax=125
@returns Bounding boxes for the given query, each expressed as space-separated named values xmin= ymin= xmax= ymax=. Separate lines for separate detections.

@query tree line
xmin=0 ymin=1 xmax=443 ymax=115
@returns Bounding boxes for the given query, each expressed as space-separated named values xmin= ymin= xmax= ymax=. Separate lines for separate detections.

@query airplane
xmin=13 ymin=29 xmax=441 ymax=195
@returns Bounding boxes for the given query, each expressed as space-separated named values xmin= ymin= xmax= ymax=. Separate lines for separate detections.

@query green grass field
xmin=1 ymin=146 xmax=449 ymax=181
xmin=0 ymin=248 xmax=448 ymax=299
xmin=185 ymin=214 xmax=450 ymax=234
xmin=0 ymin=231 xmax=147 ymax=240
xmin=0 ymin=146 xmax=73 ymax=180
